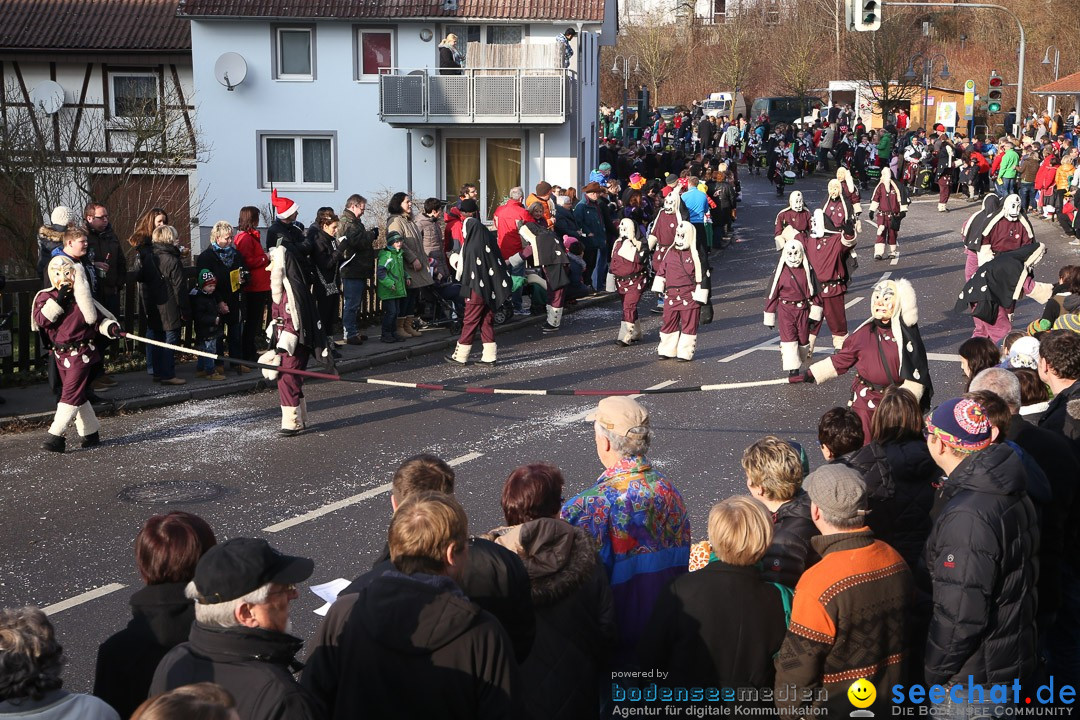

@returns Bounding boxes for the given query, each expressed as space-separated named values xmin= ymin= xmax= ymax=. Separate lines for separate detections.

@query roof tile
xmin=0 ymin=0 xmax=190 ymax=52
xmin=177 ymin=0 xmax=604 ymax=22
xmin=1033 ymin=70 xmax=1080 ymax=95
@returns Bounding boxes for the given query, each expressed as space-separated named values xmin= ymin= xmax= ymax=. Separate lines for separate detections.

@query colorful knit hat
xmin=1052 ymin=313 xmax=1080 ymax=334
xmin=197 ymin=269 xmax=216 ymax=289
xmin=628 ymin=173 xmax=646 ymax=190
xmin=1027 ymin=318 xmax=1052 ymax=335
xmin=926 ymin=398 xmax=993 ymax=453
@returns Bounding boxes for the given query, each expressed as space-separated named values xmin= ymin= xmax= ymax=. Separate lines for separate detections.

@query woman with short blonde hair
xmin=708 ymin=496 xmax=773 ymax=567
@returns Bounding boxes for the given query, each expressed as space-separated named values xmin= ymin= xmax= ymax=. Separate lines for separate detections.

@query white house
xmin=179 ymin=0 xmax=616 ymax=244
xmin=619 ymin=0 xmax=785 ymax=26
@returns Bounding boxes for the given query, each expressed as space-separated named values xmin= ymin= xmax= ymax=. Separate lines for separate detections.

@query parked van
xmin=701 ymin=92 xmax=747 ymax=119
xmin=750 ymin=96 xmax=825 ymax=126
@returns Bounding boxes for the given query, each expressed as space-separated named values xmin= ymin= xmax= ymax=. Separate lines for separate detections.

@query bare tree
xmin=705 ymin=13 xmax=764 ymax=95
xmin=771 ymin=11 xmax=827 ymax=125
xmin=844 ymin=13 xmax=928 ymax=120
xmin=620 ymin=13 xmax=692 ymax=101
xmin=0 ymin=76 xmax=209 ymax=275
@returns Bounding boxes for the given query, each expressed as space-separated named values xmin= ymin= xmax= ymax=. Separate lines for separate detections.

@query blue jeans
xmin=1019 ymin=182 xmax=1037 ymax=212
xmin=196 ymin=339 xmax=216 ymax=373
xmin=151 ymin=328 xmax=181 ymax=380
xmin=997 ymin=177 xmax=1017 ymax=197
xmin=591 ymin=244 xmax=609 ymax=290
xmin=341 ymin=278 xmax=367 ymax=339
xmin=380 ymin=297 xmax=400 ymax=338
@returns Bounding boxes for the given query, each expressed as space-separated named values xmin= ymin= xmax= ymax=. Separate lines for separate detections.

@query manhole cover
xmin=118 ymin=480 xmax=226 ymax=504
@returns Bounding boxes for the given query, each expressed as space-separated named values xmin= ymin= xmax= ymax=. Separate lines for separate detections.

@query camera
xmin=239 ymin=268 xmax=251 ymax=286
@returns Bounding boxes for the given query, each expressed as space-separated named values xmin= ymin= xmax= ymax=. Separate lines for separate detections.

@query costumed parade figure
xmin=519 ymin=216 xmax=570 ymax=333
xmin=652 ymin=222 xmax=709 ymax=361
xmin=836 ymin=167 xmax=864 ymax=220
xmin=868 ymin=167 xmax=909 ymax=260
xmin=960 ymin=194 xmax=1003 ymax=281
xmin=446 ymin=202 xmax=513 ymax=365
xmin=765 ymin=237 xmax=822 ymax=381
xmin=773 ymin=191 xmax=811 ymax=251
xmin=608 ymin=218 xmax=651 ymax=346
xmin=806 ymin=278 xmax=933 ymax=441
xmin=33 ymin=255 xmax=120 ymax=452
xmin=810 ymin=181 xmax=860 ymax=350
xmin=647 ymin=188 xmax=687 ymax=314
xmin=264 ymin=217 xmax=333 ymax=437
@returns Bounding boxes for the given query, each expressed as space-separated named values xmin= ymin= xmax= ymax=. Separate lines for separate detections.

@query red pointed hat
xmin=271 ymin=188 xmax=298 ymax=219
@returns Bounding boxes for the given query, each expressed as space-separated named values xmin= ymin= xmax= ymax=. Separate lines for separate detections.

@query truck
xmin=701 ymin=92 xmax=747 ymax=120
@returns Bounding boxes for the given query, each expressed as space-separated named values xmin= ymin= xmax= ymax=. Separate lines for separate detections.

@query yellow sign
xmin=963 ymin=79 xmax=975 ymax=120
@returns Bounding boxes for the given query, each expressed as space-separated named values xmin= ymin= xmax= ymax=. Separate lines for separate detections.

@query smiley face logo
xmin=848 ymin=678 xmax=876 ymax=709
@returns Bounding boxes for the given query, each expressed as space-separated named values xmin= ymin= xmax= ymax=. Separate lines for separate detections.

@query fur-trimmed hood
xmin=893 ymin=277 xmax=919 ymax=326
xmin=37 ymin=224 xmax=66 ymax=244
xmin=482 ymin=518 xmax=599 ymax=608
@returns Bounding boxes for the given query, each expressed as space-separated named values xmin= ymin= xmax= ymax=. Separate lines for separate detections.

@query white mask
xmin=871 ymin=280 xmax=899 ymax=322
xmin=828 ymin=179 xmax=842 ymax=200
xmin=1004 ymin=194 xmax=1022 ymax=220
xmin=674 ymin=221 xmax=694 ymax=250
xmin=48 ymin=255 xmax=76 ymax=291
xmin=810 ymin=209 xmax=826 ymax=239
xmin=618 ymin=218 xmax=636 ymax=242
xmin=783 ymin=239 xmax=805 ymax=268
xmin=663 ymin=190 xmax=681 ymax=215
xmin=880 ymin=167 xmax=892 ymax=184
xmin=789 ymin=191 xmax=804 ymax=213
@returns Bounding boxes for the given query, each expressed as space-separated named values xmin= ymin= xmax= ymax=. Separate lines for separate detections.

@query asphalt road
xmin=1 ymin=170 xmax=1075 ymax=693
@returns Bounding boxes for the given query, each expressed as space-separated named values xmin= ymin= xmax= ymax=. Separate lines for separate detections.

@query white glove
xmin=763 ymin=312 xmax=776 ymax=328
xmin=651 ymin=275 xmax=666 ymax=293
xmin=449 ymin=252 xmax=462 ymax=280
xmin=977 ymin=244 xmax=995 ymax=267
xmin=605 ymin=273 xmax=617 ymax=292
xmin=1028 ymin=281 xmax=1054 ymax=305
xmin=259 ymin=350 xmax=281 ymax=381
xmin=809 ymin=304 xmax=824 ymax=322
xmin=774 ymin=235 xmax=785 ymax=251
xmin=276 ymin=330 xmax=298 ymax=357
xmin=692 ymin=286 xmax=709 ymax=304
xmin=646 ymin=234 xmax=658 ymax=251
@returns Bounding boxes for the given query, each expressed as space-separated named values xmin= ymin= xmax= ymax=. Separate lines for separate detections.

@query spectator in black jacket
xmin=93 ymin=512 xmax=217 ymax=719
xmin=923 ymin=397 xmax=1039 ymax=698
xmin=303 ymin=492 xmax=518 ymax=720
xmin=144 ymin=225 xmax=189 ymax=386
xmin=336 ymin=454 xmax=536 ymax=663
xmin=196 ymin=221 xmax=248 ymax=375
xmin=1038 ymin=330 xmax=1080 ymax=440
xmin=189 ymin=270 xmax=225 ymax=381
xmin=554 ymin=194 xmax=584 ymax=246
xmin=149 ymin=538 xmax=320 ymax=720
xmin=338 ymin=194 xmax=378 ymax=345
xmin=305 ymin=208 xmax=343 ymax=356
xmin=817 ymin=406 xmax=864 ymax=459
xmin=742 ymin=436 xmax=820 ymax=588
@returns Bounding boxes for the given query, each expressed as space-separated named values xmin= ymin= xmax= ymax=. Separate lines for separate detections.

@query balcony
xmin=378 ymin=68 xmax=573 ymax=126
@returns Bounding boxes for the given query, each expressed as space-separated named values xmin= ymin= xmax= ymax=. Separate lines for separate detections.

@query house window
xmin=356 ymin=28 xmax=395 ymax=81
xmin=259 ymin=133 xmax=335 ymax=189
xmin=444 ymin=136 xmax=521 ymax=220
xmin=275 ymin=27 xmax=315 ymax=80
xmin=444 ymin=24 xmax=526 ymax=66
xmin=111 ymin=73 xmax=158 ymax=118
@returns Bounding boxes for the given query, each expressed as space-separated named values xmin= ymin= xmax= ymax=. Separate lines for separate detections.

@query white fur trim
xmin=41 ymin=298 xmax=65 ymax=323
xmin=281 ymin=405 xmax=302 ymax=431
xmin=49 ymin=402 xmax=79 ymax=436
xmin=1028 ymin=281 xmax=1053 ymax=305
xmin=98 ymin=318 xmax=120 ymax=338
xmin=780 ymin=341 xmax=800 ymax=371
xmin=852 ymin=202 xmax=863 ymax=214
xmin=269 ymin=246 xmax=285 ymax=304
xmin=71 ymin=263 xmax=96 ymax=324
xmin=809 ymin=357 xmax=839 ymax=383
xmin=481 ymin=342 xmax=497 ymax=363
xmin=450 ymin=343 xmax=470 ymax=363
xmin=809 ymin=304 xmax=823 ymax=322
xmin=651 ymin=275 xmax=666 ymax=293
xmin=874 ymin=242 xmax=885 ymax=256
xmin=763 ymin=311 xmax=776 ymax=327
xmin=277 ymin=330 xmax=298 ymax=356
xmin=895 ymin=277 xmax=918 ymax=326
xmin=74 ymin=402 xmax=100 ymax=437
xmin=605 ymin=272 xmax=617 ymax=292
xmin=977 ymin=244 xmax=995 ymax=267
xmin=900 ymin=379 xmax=924 ymax=401
xmin=618 ymin=321 xmax=634 ymax=344
xmin=676 ymin=333 xmax=697 ymax=361
xmin=547 ymin=306 xmax=563 ymax=328
xmin=657 ymin=331 xmax=678 ymax=358
xmin=259 ymin=350 xmax=281 ymax=380
xmin=692 ymin=286 xmax=709 ymax=304
xmin=832 ymin=334 xmax=847 ymax=350
xmin=631 ymin=321 xmax=643 ymax=341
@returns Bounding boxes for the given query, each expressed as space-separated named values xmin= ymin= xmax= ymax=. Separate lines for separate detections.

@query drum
xmin=867 ymin=166 xmax=882 ymax=179
xmin=783 ymin=171 xmax=797 ymax=185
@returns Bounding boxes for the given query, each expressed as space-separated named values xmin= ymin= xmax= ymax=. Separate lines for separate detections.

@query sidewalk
xmin=0 ymin=294 xmax=615 ymax=432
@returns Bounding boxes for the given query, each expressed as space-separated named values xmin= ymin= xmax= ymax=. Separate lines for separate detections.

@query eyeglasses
xmin=266 ymin=584 xmax=296 ymax=598
xmin=92 ymin=214 xmax=108 ymax=220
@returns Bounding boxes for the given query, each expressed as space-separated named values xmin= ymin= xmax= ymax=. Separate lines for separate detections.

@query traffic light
xmin=847 ymin=0 xmax=881 ymax=31
xmin=987 ymin=71 xmax=1003 ymax=114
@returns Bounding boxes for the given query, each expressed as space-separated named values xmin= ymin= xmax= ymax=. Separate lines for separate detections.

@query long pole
xmin=886 ymin=2 xmax=1024 ymax=135
xmin=923 ymin=58 xmax=931 ymax=128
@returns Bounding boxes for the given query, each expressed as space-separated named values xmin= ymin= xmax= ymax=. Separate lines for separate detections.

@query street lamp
xmin=1042 ymin=46 xmax=1060 ymax=115
xmin=906 ymin=52 xmax=950 ymax=130
xmin=611 ymin=54 xmax=639 ymax=147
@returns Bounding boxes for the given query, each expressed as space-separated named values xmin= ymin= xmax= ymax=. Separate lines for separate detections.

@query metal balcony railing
xmin=378 ymin=68 xmax=573 ymax=125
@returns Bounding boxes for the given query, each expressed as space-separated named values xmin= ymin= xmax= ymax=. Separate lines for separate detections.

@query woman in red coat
xmin=234 ymin=206 xmax=270 ymax=361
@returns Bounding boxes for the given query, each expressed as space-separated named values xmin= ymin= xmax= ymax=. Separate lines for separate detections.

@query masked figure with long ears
xmin=32 ymin=254 xmax=120 ymax=452
xmin=809 ymin=184 xmax=859 ymax=350
xmin=608 ymin=218 xmax=651 ymax=346
xmin=836 ymin=166 xmax=863 ymax=218
xmin=647 ymin=188 xmax=687 ymax=313
xmin=652 ymin=222 xmax=709 ymax=361
xmin=868 ymin=167 xmax=909 ymax=260
xmin=960 ymin=194 xmax=1003 ymax=281
xmin=765 ymin=238 xmax=822 ymax=381
xmin=806 ymin=278 xmax=932 ymax=441
xmin=773 ymin=191 xmax=811 ymax=251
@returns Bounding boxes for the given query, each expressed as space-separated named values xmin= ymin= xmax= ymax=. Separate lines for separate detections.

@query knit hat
xmin=1006 ymin=336 xmax=1040 ymax=370
xmin=598 ymin=162 xmax=612 ymax=173
xmin=1052 ymin=313 xmax=1080 ymax=334
xmin=386 ymin=231 xmax=404 ymax=246
xmin=803 ymin=464 xmax=868 ymax=524
xmin=49 ymin=205 xmax=77 ymax=232
xmin=665 ymin=173 xmax=678 ymax=187
xmin=271 ymin=188 xmax=298 ymax=219
xmin=926 ymin=397 xmax=993 ymax=453
xmin=197 ymin=269 xmax=217 ymax=289
xmin=535 ymin=181 xmax=552 ymax=196
xmin=459 ymin=198 xmax=479 ymax=213
xmin=1027 ymin=318 xmax=1052 ymax=335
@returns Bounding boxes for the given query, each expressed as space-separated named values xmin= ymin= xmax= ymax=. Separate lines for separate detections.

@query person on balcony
xmin=558 ymin=28 xmax=577 ymax=70
xmin=438 ymin=34 xmax=463 ymax=75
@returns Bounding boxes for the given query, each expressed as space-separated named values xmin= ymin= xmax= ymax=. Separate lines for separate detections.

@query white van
xmin=701 ymin=92 xmax=747 ymax=120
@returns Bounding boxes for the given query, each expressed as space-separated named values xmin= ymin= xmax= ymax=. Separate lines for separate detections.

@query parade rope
xmin=119 ymin=331 xmax=792 ymax=397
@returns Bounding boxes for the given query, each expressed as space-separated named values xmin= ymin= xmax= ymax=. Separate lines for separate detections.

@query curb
xmin=0 ymin=292 xmax=618 ymax=433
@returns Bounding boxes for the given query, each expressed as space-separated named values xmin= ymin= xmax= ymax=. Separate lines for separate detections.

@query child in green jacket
xmin=377 ymin=231 xmax=407 ymax=343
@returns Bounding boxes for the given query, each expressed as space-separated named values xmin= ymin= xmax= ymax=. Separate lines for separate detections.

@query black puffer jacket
xmin=848 ymin=438 xmax=940 ymax=570
xmin=760 ymin=490 xmax=820 ymax=589
xmin=483 ymin=518 xmax=615 ymax=720
xmin=923 ymin=443 xmax=1039 ymax=686
xmin=338 ymin=209 xmax=377 ymax=280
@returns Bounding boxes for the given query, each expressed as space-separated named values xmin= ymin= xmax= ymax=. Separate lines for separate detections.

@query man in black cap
xmin=558 ymin=27 xmax=577 ymax=69
xmin=149 ymin=538 xmax=322 ymax=720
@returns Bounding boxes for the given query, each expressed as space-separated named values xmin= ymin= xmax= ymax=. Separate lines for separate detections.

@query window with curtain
xmin=111 ymin=74 xmax=158 ymax=117
xmin=277 ymin=28 xmax=314 ymax=78
xmin=485 ymin=138 xmax=521 ymax=218
xmin=486 ymin=26 xmax=522 ymax=44
xmin=260 ymin=133 xmax=335 ymax=188
xmin=358 ymin=29 xmax=394 ymax=80
xmin=446 ymin=138 xmax=481 ymax=206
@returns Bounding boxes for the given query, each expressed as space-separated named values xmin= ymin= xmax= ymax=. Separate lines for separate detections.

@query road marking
xmin=43 ymin=583 xmax=127 ymax=616
xmin=557 ymin=380 xmax=677 ymax=424
xmin=845 ymin=296 xmax=863 ymax=309
xmin=720 ymin=297 xmax=864 ymax=363
xmin=757 ymin=347 xmax=961 ymax=362
xmin=263 ymin=451 xmax=484 ymax=533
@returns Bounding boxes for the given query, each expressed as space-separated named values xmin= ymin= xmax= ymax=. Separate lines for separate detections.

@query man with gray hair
xmin=150 ymin=538 xmax=320 ymax=720
xmin=774 ymin=463 xmax=912 ymax=716
xmin=561 ymin=396 xmax=690 ymax=663
xmin=493 ymin=186 xmax=533 ymax=313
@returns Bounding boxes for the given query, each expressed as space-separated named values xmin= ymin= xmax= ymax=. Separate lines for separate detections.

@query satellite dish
xmin=214 ymin=53 xmax=248 ymax=91
xmin=29 ymin=81 xmax=65 ymax=114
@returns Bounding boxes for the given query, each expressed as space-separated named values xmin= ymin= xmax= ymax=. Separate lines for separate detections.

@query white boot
xmin=279 ymin=405 xmax=302 ymax=436
xmin=874 ymin=242 xmax=885 ymax=260
xmin=479 ymin=342 xmax=497 ymax=365
xmin=74 ymin=402 xmax=100 ymax=437
xmin=832 ymin=334 xmax=847 ymax=350
xmin=631 ymin=321 xmax=643 ymax=341
xmin=780 ymin=341 xmax=800 ymax=372
xmin=445 ymin=342 xmax=470 ymax=365
xmin=543 ymin=306 xmax=563 ymax=333
xmin=617 ymin=321 xmax=634 ymax=346
xmin=937 ymin=203 xmax=948 ymax=212
xmin=676 ymin=333 xmax=697 ymax=361
xmin=888 ymin=246 xmax=900 ymax=259
xmin=298 ymin=397 xmax=308 ymax=428
xmin=657 ymin=332 xmax=678 ymax=359
xmin=798 ymin=344 xmax=811 ymax=369
xmin=48 ymin=402 xmax=79 ymax=437
xmin=807 ymin=334 xmax=818 ymax=359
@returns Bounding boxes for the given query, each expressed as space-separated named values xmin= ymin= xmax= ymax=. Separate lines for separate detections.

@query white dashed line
xmin=42 ymin=583 xmax=127 ymax=616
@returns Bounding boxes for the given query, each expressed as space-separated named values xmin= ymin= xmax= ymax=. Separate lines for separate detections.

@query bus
xmin=750 ymin=96 xmax=825 ymax=126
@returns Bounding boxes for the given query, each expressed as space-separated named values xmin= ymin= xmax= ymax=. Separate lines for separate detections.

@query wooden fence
xmin=0 ymin=269 xmax=383 ymax=386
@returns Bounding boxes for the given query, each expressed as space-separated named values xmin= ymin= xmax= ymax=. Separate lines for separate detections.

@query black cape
xmin=523 ymin=221 xmax=569 ymax=292
xmin=899 ymin=320 xmax=933 ymax=411
xmin=954 ymin=243 xmax=1042 ymax=322
xmin=962 ymin=195 xmax=1003 ymax=252
xmin=459 ymin=218 xmax=513 ymax=310
xmin=280 ymin=238 xmax=331 ymax=362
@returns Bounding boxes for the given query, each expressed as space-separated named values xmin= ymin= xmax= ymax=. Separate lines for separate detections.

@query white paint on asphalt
xmin=43 ymin=583 xmax=127 ymax=616
xmin=263 ymin=451 xmax=485 ymax=533
xmin=556 ymin=380 xmax=678 ymax=425
xmin=756 ymin=346 xmax=961 ymax=363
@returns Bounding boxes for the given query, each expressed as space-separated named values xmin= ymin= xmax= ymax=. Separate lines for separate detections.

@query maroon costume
xmin=609 ymin=234 xmax=648 ymax=336
xmin=654 ymin=222 xmax=707 ymax=361
xmin=773 ymin=209 xmax=811 ymax=245
xmin=820 ymin=320 xmax=900 ymax=440
xmin=869 ymin=175 xmax=907 ymax=252
xmin=765 ymin=267 xmax=817 ymax=345
xmin=811 ymin=201 xmax=857 ymax=344
xmin=33 ymin=288 xmax=101 ymax=406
